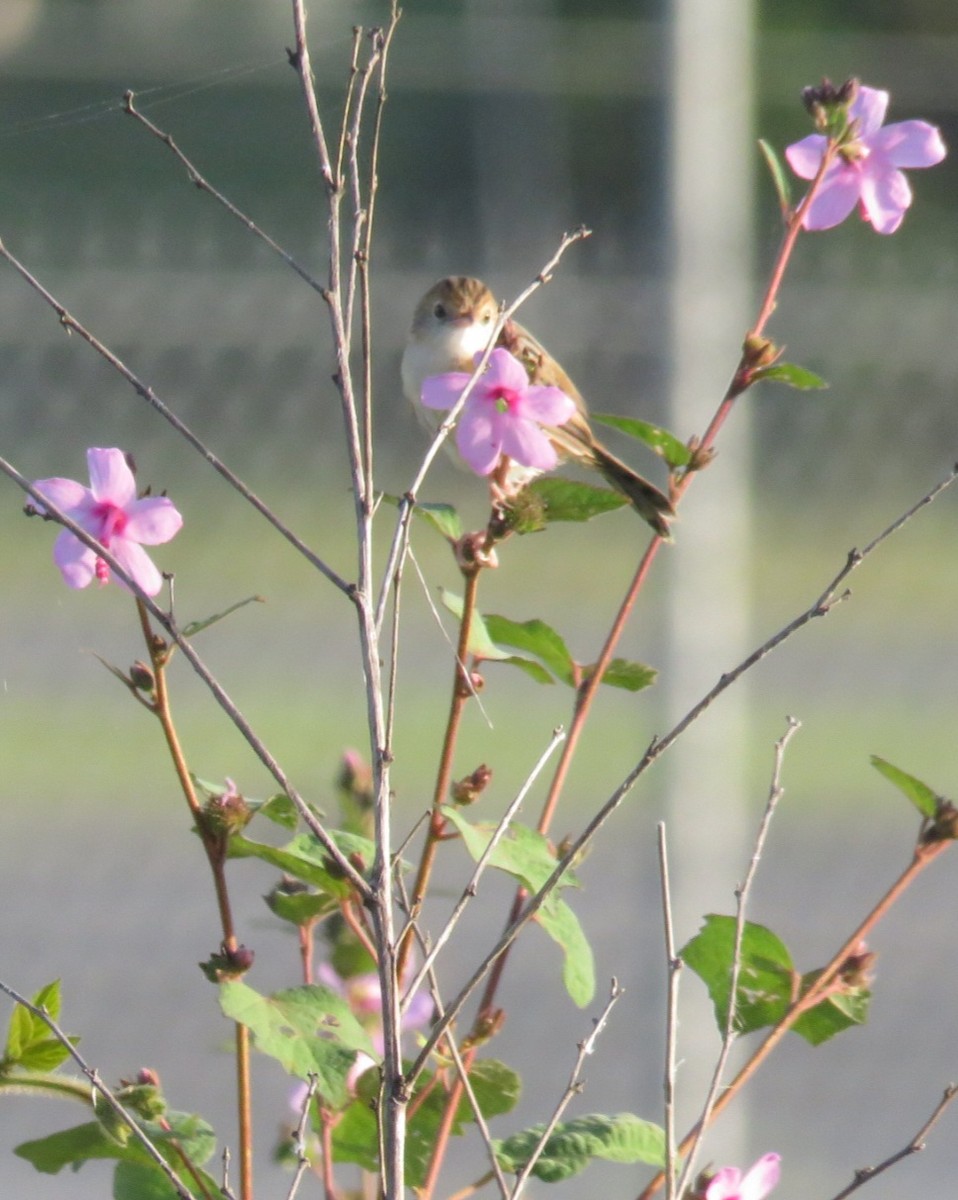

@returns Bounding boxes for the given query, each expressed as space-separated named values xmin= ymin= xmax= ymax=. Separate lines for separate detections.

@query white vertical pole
xmin=666 ymin=0 xmax=755 ymax=1157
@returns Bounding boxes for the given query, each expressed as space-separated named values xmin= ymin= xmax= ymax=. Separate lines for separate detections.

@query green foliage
xmin=380 ymin=494 xmax=464 ymax=543
xmin=220 ymin=981 xmax=375 ymax=1109
xmin=752 ymin=362 xmax=828 ymax=390
xmin=870 ymin=755 xmax=940 ymax=818
xmin=333 ymin=1059 xmax=521 ymax=1187
xmin=583 ymin=656 xmax=657 ymax=692
xmin=15 ymin=1109 xmax=217 ymax=1198
xmin=515 ymin=477 xmax=630 ymax=526
xmin=1 ymin=981 xmax=75 ymax=1075
xmin=179 ymin=594 xmax=265 ymax=639
xmin=227 ymin=828 xmax=375 ymax=899
xmin=590 ymin=414 xmax=692 ymax=468
xmin=757 ymin=137 xmax=792 ymax=215
xmin=442 ymin=807 xmax=595 ymax=1006
xmin=682 ymin=915 xmax=870 ymax=1045
xmin=494 ymin=1112 xmax=666 ymax=1182
xmin=442 ymin=593 xmax=655 ymax=692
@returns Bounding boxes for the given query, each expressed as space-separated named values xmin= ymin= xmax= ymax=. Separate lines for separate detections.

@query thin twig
xmin=827 ymin=1083 xmax=958 ymax=1200
xmin=123 ymin=93 xmax=325 ymax=296
xmin=509 ymin=979 xmax=625 ymax=1200
xmin=285 ymin=1075 xmax=319 ymax=1200
xmin=402 ymin=726 xmax=567 ymax=1008
xmin=0 ymin=981 xmax=198 ymax=1199
xmin=675 ymin=717 xmax=800 ymax=1198
xmin=657 ymin=824 xmax=680 ymax=1200
xmin=407 ymin=466 xmax=958 ymax=1085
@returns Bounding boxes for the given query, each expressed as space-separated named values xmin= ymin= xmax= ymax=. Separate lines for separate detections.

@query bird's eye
xmin=433 ymin=302 xmax=446 ymax=319
xmin=480 ymin=309 xmax=494 ymax=324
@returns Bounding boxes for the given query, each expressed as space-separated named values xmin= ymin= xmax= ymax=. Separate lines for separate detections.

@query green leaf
xmin=180 ymin=594 xmax=265 ymax=639
xmin=484 ymin=614 xmax=576 ymax=686
xmin=220 ymin=981 xmax=375 ymax=1108
xmin=590 ymin=414 xmax=692 ymax=468
xmin=266 ymin=888 xmax=336 ymax=927
xmin=523 ymin=477 xmax=629 ymax=523
xmin=227 ymin=828 xmax=374 ymax=896
xmin=791 ymin=971 xmax=871 ymax=1045
xmin=380 ymin=494 xmax=463 ymax=542
xmin=494 ymin=1113 xmax=666 ymax=1183
xmin=752 ymin=362 xmax=828 ymax=391
xmin=758 ymin=137 xmax=792 ymax=215
xmin=442 ymin=808 xmax=595 ymax=1006
xmin=16 ymin=1122 xmax=123 ymax=1174
xmin=414 ymin=501 xmax=462 ymax=542
xmin=439 ymin=590 xmax=554 ymax=684
xmin=15 ymin=1110 xmax=216 ymax=1180
xmin=583 ymin=657 xmax=657 ymax=693
xmin=113 ymin=1161 xmax=186 ymax=1200
xmin=870 ymin=755 xmax=940 ymax=818
xmin=333 ymin=1059 xmax=522 ymax=1187
xmin=3 ymin=981 xmax=74 ymax=1073
xmin=682 ymin=915 xmax=795 ymax=1035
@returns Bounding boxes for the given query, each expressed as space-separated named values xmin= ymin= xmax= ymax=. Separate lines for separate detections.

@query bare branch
xmin=827 ymin=1083 xmax=958 ymax=1200
xmin=657 ymin=824 xmax=681 ymax=1200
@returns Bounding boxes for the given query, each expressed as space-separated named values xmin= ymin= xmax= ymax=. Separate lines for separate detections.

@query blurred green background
xmin=1 ymin=2 xmax=957 ymax=1198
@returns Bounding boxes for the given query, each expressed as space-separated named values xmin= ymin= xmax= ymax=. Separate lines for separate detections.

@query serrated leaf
xmin=591 ymin=414 xmax=692 ymax=468
xmin=752 ymin=362 xmax=828 ymax=391
xmin=16 ymin=1122 xmax=124 ymax=1174
xmin=682 ymin=915 xmax=795 ymax=1035
xmin=583 ymin=657 xmax=657 ymax=692
xmin=494 ymin=1113 xmax=666 ymax=1182
xmin=442 ymin=808 xmax=595 ymax=1006
xmin=180 ymin=594 xmax=265 ymax=639
xmin=253 ymin=792 xmax=299 ymax=829
xmin=870 ymin=756 xmax=939 ymax=818
xmin=439 ymin=590 xmax=554 ymax=683
xmin=220 ymin=981 xmax=374 ymax=1108
xmin=4 ymin=982 xmax=73 ymax=1072
xmin=758 ymin=137 xmax=792 ymax=215
xmin=113 ymin=1160 xmax=185 ymax=1200
xmin=524 ymin=476 xmax=629 ymax=522
xmin=484 ymin=614 xmax=576 ymax=685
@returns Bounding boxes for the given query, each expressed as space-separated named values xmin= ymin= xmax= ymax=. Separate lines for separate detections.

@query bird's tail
xmin=592 ymin=445 xmax=675 ymax=540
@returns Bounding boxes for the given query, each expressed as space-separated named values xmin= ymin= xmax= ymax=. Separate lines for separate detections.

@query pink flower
xmin=31 ymin=447 xmax=182 ymax=596
xmin=420 ymin=347 xmax=576 ymax=476
xmin=786 ymin=85 xmax=946 ymax=234
xmin=705 ymin=1153 xmax=781 ymax=1200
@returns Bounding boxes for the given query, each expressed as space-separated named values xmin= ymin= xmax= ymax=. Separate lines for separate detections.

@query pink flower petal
xmin=483 ymin=347 xmax=533 ymax=393
xmin=518 ymin=383 xmax=578 ymax=427
xmin=125 ymin=496 xmax=184 ymax=546
xmin=421 ymin=371 xmax=472 ymax=411
xmin=801 ymin=167 xmax=862 ymax=230
xmin=52 ymin=528 xmax=98 ymax=589
xmin=110 ymin=540 xmax=164 ymax=596
xmin=499 ymin=417 xmax=558 ymax=472
xmin=785 ymin=133 xmax=827 ymax=180
xmin=456 ymin=409 xmax=501 ymax=475
xmin=860 ymin=164 xmax=912 ymax=233
xmin=740 ymin=1153 xmax=781 ymax=1200
xmin=87 ymin=447 xmax=136 ymax=507
xmin=872 ymin=119 xmax=947 ymax=168
xmin=850 ymin=86 xmax=889 ymax=137
xmin=30 ymin=476 xmax=91 ymax=518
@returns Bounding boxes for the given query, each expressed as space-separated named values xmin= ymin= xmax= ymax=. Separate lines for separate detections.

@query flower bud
xmin=199 ymin=779 xmax=251 ymax=838
xmin=451 ymin=764 xmax=493 ymax=805
xmin=128 ymin=661 xmax=155 ymax=693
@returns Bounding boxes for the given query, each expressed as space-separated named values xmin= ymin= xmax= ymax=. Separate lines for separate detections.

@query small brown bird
xmin=401 ymin=276 xmax=674 ymax=538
